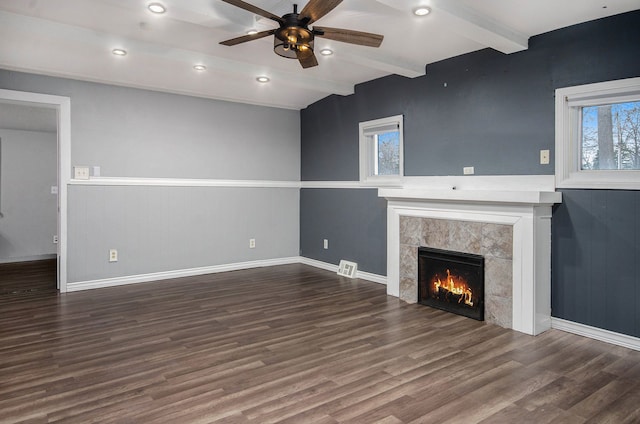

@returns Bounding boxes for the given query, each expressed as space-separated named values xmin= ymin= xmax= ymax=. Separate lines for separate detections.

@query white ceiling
xmin=0 ymin=0 xmax=637 ymax=110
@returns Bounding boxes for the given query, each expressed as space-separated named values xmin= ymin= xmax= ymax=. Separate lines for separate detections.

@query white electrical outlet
xmin=51 ymin=186 xmax=58 ymax=195
xmin=323 ymin=239 xmax=329 ymax=249
xmin=463 ymin=166 xmax=475 ymax=175
xmin=249 ymin=238 xmax=256 ymax=249
xmin=53 ymin=235 xmax=58 ymax=244
xmin=109 ymin=249 xmax=118 ymax=262
xmin=74 ymin=166 xmax=90 ymax=180
xmin=540 ymin=149 xmax=550 ymax=165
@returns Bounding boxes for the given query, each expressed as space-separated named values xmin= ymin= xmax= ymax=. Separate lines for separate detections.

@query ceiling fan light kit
xmin=219 ymin=0 xmax=383 ymax=69
xmin=273 ymin=8 xmax=314 ymax=61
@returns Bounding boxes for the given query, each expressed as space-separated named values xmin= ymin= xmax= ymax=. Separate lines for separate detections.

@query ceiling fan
xmin=219 ymin=0 xmax=384 ymax=69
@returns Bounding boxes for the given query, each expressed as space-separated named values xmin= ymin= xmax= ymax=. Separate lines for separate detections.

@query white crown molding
xmin=301 ymin=175 xmax=556 ymax=191
xmin=72 ymin=175 xmax=557 ymax=191
xmin=70 ymin=177 xmax=301 ymax=188
xmin=552 ymin=318 xmax=640 ymax=352
xmin=301 ymin=181 xmax=376 ymax=189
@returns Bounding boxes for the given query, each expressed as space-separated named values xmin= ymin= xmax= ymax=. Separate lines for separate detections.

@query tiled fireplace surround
xmin=399 ymin=216 xmax=514 ymax=328
xmin=380 ymin=181 xmax=562 ymax=336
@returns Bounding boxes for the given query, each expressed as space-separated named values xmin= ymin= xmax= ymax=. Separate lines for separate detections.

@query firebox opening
xmin=418 ymin=247 xmax=484 ymax=321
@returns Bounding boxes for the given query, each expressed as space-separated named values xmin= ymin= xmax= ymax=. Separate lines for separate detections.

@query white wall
xmin=0 ymin=128 xmax=57 ymax=262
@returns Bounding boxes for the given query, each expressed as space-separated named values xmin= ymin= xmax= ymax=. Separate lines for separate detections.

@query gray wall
xmin=0 ymin=70 xmax=301 ymax=283
xmin=68 ymin=186 xmax=299 ymax=282
xmin=0 ymin=129 xmax=57 ymax=262
xmin=0 ymin=71 xmax=300 ymax=180
xmin=552 ymin=190 xmax=640 ymax=337
xmin=299 ymin=188 xmax=387 ymax=275
xmin=300 ymin=10 xmax=640 ymax=337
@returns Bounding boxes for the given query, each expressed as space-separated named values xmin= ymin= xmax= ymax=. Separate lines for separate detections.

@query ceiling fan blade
xmin=299 ymin=0 xmax=343 ymax=24
xmin=313 ymin=26 xmax=383 ymax=47
xmin=220 ymin=29 xmax=276 ymax=46
xmin=220 ymin=0 xmax=284 ymax=24
xmin=296 ymin=49 xmax=319 ymax=68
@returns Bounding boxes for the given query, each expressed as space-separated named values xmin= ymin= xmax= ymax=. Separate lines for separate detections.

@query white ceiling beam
xmin=375 ymin=0 xmax=529 ymax=54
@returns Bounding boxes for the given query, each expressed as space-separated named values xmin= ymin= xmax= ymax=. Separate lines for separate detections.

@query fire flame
xmin=433 ymin=269 xmax=474 ymax=307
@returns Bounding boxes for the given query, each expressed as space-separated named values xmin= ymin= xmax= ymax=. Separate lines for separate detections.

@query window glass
xmin=581 ymin=101 xmax=640 ymax=170
xmin=375 ymin=130 xmax=400 ymax=176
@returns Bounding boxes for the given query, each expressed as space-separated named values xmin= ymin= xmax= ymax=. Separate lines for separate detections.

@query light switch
xmin=540 ymin=150 xmax=550 ymax=165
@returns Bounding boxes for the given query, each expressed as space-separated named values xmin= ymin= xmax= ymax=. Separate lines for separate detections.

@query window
xmin=359 ymin=115 xmax=403 ymax=184
xmin=556 ymin=77 xmax=640 ymax=189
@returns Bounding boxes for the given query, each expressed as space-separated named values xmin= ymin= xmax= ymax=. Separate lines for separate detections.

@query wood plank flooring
xmin=1 ymin=263 xmax=639 ymax=423
xmin=0 ymin=259 xmax=57 ymax=297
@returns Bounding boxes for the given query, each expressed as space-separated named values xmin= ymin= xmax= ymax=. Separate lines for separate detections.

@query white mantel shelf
xmin=379 ymin=188 xmax=562 ymax=205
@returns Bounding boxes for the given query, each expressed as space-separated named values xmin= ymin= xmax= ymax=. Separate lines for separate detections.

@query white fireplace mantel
xmin=378 ymin=188 xmax=562 ymax=206
xmin=380 ymin=184 xmax=562 ymax=336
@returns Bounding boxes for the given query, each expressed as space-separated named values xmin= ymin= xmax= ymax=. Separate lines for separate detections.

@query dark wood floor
xmin=1 ymin=264 xmax=639 ymax=423
xmin=0 ymin=259 xmax=57 ymax=297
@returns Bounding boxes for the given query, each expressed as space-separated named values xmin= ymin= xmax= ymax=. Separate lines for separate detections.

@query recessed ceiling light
xmin=247 ymin=29 xmax=258 ymax=35
xmin=148 ymin=3 xmax=166 ymax=14
xmin=256 ymin=76 xmax=270 ymax=83
xmin=413 ymin=6 xmax=431 ymax=16
xmin=193 ymin=64 xmax=207 ymax=71
xmin=320 ymin=48 xmax=333 ymax=56
xmin=112 ymin=48 xmax=127 ymax=56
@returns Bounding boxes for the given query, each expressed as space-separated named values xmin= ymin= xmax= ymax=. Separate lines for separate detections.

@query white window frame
xmin=359 ymin=114 xmax=404 ymax=185
xmin=555 ymin=77 xmax=640 ymax=190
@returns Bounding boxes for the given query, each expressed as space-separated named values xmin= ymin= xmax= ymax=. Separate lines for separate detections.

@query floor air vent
xmin=337 ymin=260 xmax=358 ymax=278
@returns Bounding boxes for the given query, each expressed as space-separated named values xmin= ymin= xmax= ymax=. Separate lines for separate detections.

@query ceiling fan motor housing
xmin=220 ymin=0 xmax=383 ymax=68
xmin=273 ymin=12 xmax=314 ymax=59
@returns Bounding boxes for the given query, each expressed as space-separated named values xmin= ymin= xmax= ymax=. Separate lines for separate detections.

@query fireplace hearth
xmin=418 ymin=247 xmax=484 ymax=321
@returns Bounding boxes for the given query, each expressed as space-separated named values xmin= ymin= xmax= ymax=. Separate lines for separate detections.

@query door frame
xmin=0 ymin=89 xmax=70 ymax=292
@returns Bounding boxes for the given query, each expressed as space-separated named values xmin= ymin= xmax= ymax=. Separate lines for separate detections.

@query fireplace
xmin=418 ymin=247 xmax=484 ymax=321
xmin=380 ymin=179 xmax=562 ymax=335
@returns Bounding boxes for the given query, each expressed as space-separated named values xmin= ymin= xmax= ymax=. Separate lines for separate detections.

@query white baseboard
xmin=552 ymin=317 xmax=640 ymax=351
xmin=66 ymin=257 xmax=301 ymax=292
xmin=299 ymin=257 xmax=387 ymax=285
xmin=0 ymin=254 xmax=56 ymax=264
xmin=67 ymin=256 xmax=387 ymax=292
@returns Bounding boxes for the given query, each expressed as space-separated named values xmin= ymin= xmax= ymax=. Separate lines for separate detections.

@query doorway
xmin=0 ymin=89 xmax=70 ymax=293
